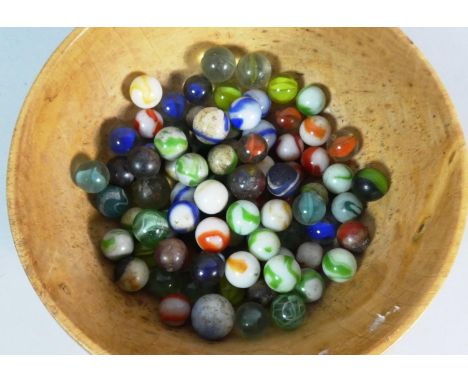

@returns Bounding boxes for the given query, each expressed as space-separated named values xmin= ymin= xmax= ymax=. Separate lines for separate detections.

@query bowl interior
xmin=8 ymin=28 xmax=467 ymax=354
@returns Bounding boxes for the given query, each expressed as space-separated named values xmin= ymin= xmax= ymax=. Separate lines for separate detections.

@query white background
xmin=0 ymin=28 xmax=467 ymax=354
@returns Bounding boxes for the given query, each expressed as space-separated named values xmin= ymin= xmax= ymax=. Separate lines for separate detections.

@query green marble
xmin=73 ymin=160 xmax=110 ymax=193
xmin=95 ymin=185 xmax=129 ymax=219
xmin=322 ymin=248 xmax=357 ymax=283
xmin=271 ymin=293 xmax=306 ymax=330
xmin=219 ymin=276 xmax=246 ymax=306
xmin=132 ymin=209 xmax=171 ymax=248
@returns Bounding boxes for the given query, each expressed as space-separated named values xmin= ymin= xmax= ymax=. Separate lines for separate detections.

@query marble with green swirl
xmin=154 ymin=127 xmax=188 ymax=161
xmin=322 ymin=248 xmax=357 ymax=283
xmin=175 ymin=153 xmax=209 ymax=187
xmin=263 ymin=254 xmax=301 ymax=293
xmin=271 ymin=293 xmax=306 ymax=331
xmin=132 ymin=209 xmax=171 ymax=248
xmin=330 ymin=192 xmax=363 ymax=223
xmin=226 ymin=200 xmax=260 ymax=236
xmin=95 ymin=185 xmax=129 ymax=218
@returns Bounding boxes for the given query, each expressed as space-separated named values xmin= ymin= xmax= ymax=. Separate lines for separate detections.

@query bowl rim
xmin=6 ymin=27 xmax=468 ymax=355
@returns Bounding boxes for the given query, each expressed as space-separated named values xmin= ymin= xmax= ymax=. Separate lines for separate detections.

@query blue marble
xmin=160 ymin=92 xmax=186 ymax=121
xmin=267 ymin=163 xmax=301 ymax=197
xmin=108 ymin=127 xmax=137 ymax=155
xmin=167 ymin=200 xmax=200 ymax=233
xmin=192 ymin=253 xmax=225 ymax=288
xmin=229 ymin=96 xmax=262 ymax=131
xmin=243 ymin=119 xmax=277 ymax=150
xmin=73 ymin=160 xmax=110 ymax=193
xmin=95 ymin=185 xmax=129 ymax=219
xmin=170 ymin=182 xmax=195 ymax=203
xmin=244 ymin=89 xmax=271 ymax=117
xmin=306 ymin=220 xmax=337 ymax=243
xmin=183 ymin=75 xmax=212 ymax=105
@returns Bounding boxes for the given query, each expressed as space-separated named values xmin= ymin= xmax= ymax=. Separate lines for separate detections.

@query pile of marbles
xmin=73 ymin=46 xmax=390 ymax=340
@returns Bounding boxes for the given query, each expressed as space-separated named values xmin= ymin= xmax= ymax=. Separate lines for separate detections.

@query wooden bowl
xmin=7 ymin=28 xmax=467 ymax=354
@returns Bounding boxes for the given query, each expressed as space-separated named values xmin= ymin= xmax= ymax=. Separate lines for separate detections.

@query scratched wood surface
xmin=7 ymin=28 xmax=468 ymax=354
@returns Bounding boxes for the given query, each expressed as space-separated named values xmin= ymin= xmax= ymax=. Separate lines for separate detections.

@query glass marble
xmin=243 ymin=120 xmax=276 ymax=150
xmin=322 ymin=163 xmax=353 ymax=194
xmin=195 ymin=217 xmax=231 ymax=252
xmin=331 ymin=192 xmax=364 ymax=223
xmin=327 ymin=127 xmax=361 ymax=162
xmin=73 ymin=160 xmax=110 ymax=193
xmin=183 ymin=74 xmax=212 ymax=105
xmin=247 ymin=279 xmax=277 ymax=306
xmin=154 ymin=238 xmax=188 ymax=272
xmin=295 ymin=268 xmax=325 ymax=303
xmin=213 ymin=83 xmax=242 ymax=111
xmin=256 ymin=155 xmax=275 ymax=176
xmin=247 ymin=228 xmax=280 ymax=261
xmin=267 ymin=163 xmax=301 ymax=198
xmin=271 ymin=293 xmax=306 ymax=331
xmin=235 ymin=302 xmax=269 ymax=338
xmin=322 ymin=248 xmax=357 ymax=283
xmin=168 ymin=201 xmax=200 ymax=234
xmin=219 ymin=276 xmax=246 ymax=306
xmin=244 ymin=89 xmax=271 ymax=118
xmin=120 ymin=207 xmax=143 ymax=230
xmin=170 ymin=182 xmax=195 ymax=204
xmin=306 ymin=220 xmax=337 ymax=244
xmin=301 ymin=147 xmax=330 ymax=177
xmin=261 ymin=199 xmax=293 ymax=232
xmin=114 ymin=257 xmax=150 ymax=292
xmin=95 ymin=185 xmax=129 ymax=219
xmin=193 ymin=107 xmax=230 ymax=144
xmin=201 ymin=46 xmax=236 ymax=84
xmin=236 ymin=53 xmax=272 ymax=88
xmin=132 ymin=209 xmax=171 ymax=248
xmin=134 ymin=109 xmax=164 ymax=139
xmin=133 ymin=241 xmax=157 ymax=268
xmin=292 ymin=191 xmax=326 ymax=225
xmin=154 ymin=127 xmax=188 ymax=160
xmin=107 ymin=156 xmax=134 ymax=188
xmin=182 ymin=278 xmax=215 ymax=304
xmin=160 ymin=92 xmax=186 ymax=121
xmin=236 ymin=133 xmax=268 ymax=164
xmin=296 ymin=85 xmax=326 ymax=116
xmin=227 ymin=164 xmax=266 ymax=200
xmin=267 ymin=74 xmax=299 ymax=104
xmin=130 ymin=74 xmax=163 ymax=109
xmin=146 ymin=268 xmax=183 ymax=298
xmin=158 ymin=293 xmax=191 ymax=327
xmin=225 ymin=251 xmax=261 ymax=288
xmin=277 ymin=220 xmax=306 ymax=251
xmin=185 ymin=105 xmax=204 ymax=127
xmin=226 ymin=200 xmax=260 ymax=236
xmin=100 ymin=228 xmax=134 ymax=261
xmin=296 ymin=242 xmax=323 ymax=269
xmin=263 ymin=254 xmax=301 ymax=293
xmin=175 ymin=153 xmax=209 ymax=187
xmin=128 ymin=146 xmax=161 ymax=179
xmin=194 ymin=179 xmax=229 ymax=215
xmin=164 ymin=159 xmax=178 ymax=181
xmin=108 ymin=127 xmax=138 ymax=155
xmin=130 ymin=175 xmax=170 ymax=210
xmin=299 ymin=116 xmax=331 ymax=148
xmin=229 ymin=96 xmax=262 ymax=131
xmin=275 ymin=133 xmax=304 ymax=161
xmin=191 ymin=294 xmax=235 ymax=340
xmin=207 ymin=144 xmax=238 ymax=175
xmin=274 ymin=106 xmax=303 ymax=133
xmin=337 ymin=220 xmax=370 ymax=253
xmin=351 ymin=167 xmax=390 ymax=202
xmin=300 ymin=182 xmax=329 ymax=203
xmin=192 ymin=252 xmax=225 ymax=287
